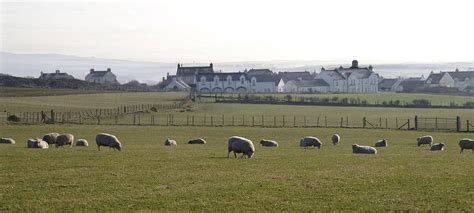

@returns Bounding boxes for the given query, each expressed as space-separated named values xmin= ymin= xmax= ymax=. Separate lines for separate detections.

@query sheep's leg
xmin=97 ymin=145 xmax=101 ymax=151
xmin=227 ymin=151 xmax=230 ymax=158
xmin=460 ymin=148 xmax=463 ymax=154
xmin=234 ymin=152 xmax=237 ymax=158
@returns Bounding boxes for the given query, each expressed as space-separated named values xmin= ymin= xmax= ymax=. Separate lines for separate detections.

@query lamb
xmin=374 ymin=139 xmax=388 ymax=147
xmin=459 ymin=138 xmax=474 ymax=154
xmin=75 ymin=139 xmax=89 ymax=147
xmin=299 ymin=136 xmax=322 ymax=149
xmin=228 ymin=136 xmax=255 ymax=158
xmin=417 ymin=135 xmax=433 ymax=146
xmin=27 ymin=138 xmax=49 ymax=149
xmin=165 ymin=138 xmax=177 ymax=146
xmin=430 ymin=143 xmax=446 ymax=151
xmin=0 ymin=138 xmax=16 ymax=144
xmin=96 ymin=133 xmax=122 ymax=151
xmin=332 ymin=134 xmax=340 ymax=145
xmin=260 ymin=139 xmax=278 ymax=147
xmin=42 ymin=132 xmax=60 ymax=144
xmin=188 ymin=138 xmax=206 ymax=144
xmin=56 ymin=133 xmax=74 ymax=148
xmin=352 ymin=144 xmax=377 ymax=154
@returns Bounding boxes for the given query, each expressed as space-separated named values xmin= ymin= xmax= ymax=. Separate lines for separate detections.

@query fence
xmin=4 ymin=110 xmax=473 ymax=132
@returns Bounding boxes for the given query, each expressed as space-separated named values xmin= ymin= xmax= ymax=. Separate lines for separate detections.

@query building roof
xmin=177 ymin=63 xmax=214 ymax=76
xmin=288 ymin=79 xmax=330 ymax=87
xmin=446 ymin=70 xmax=474 ymax=81
xmin=425 ymin=72 xmax=445 ymax=84
xmin=398 ymin=79 xmax=424 ymax=92
xmin=276 ymin=71 xmax=314 ymax=83
xmin=197 ymin=72 xmax=247 ymax=82
xmin=378 ymin=78 xmax=398 ymax=89
xmin=88 ymin=71 xmax=110 ymax=78
xmin=247 ymin=69 xmax=273 ymax=75
xmin=251 ymin=74 xmax=276 ymax=82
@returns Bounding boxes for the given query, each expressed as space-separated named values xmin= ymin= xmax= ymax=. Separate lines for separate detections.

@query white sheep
xmin=374 ymin=139 xmax=388 ymax=147
xmin=228 ymin=136 xmax=255 ymax=158
xmin=300 ymin=136 xmax=322 ymax=149
xmin=352 ymin=144 xmax=377 ymax=154
xmin=417 ymin=135 xmax=433 ymax=147
xmin=430 ymin=143 xmax=446 ymax=151
xmin=459 ymin=138 xmax=474 ymax=154
xmin=56 ymin=133 xmax=74 ymax=148
xmin=42 ymin=132 xmax=60 ymax=144
xmin=75 ymin=139 xmax=89 ymax=147
xmin=332 ymin=134 xmax=340 ymax=145
xmin=188 ymin=138 xmax=206 ymax=144
xmin=260 ymin=139 xmax=278 ymax=147
xmin=0 ymin=137 xmax=16 ymax=144
xmin=164 ymin=138 xmax=177 ymax=146
xmin=26 ymin=138 xmax=49 ymax=149
xmin=96 ymin=133 xmax=122 ymax=151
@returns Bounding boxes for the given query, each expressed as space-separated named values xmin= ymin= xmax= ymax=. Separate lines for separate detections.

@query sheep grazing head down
xmin=246 ymin=150 xmax=254 ymax=158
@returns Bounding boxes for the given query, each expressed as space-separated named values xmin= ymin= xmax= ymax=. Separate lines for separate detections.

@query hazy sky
xmin=1 ymin=0 xmax=473 ymax=63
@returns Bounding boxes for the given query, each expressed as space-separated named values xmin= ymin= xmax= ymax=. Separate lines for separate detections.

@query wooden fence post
xmin=222 ymin=114 xmax=225 ymax=126
xmin=325 ymin=116 xmax=327 ymax=128
xmin=467 ymin=120 xmax=470 ymax=132
xmin=363 ymin=117 xmax=366 ymax=128
xmin=456 ymin=116 xmax=461 ymax=132
xmin=414 ymin=115 xmax=418 ymax=130
xmin=340 ymin=117 xmax=343 ymax=128
xmin=283 ymin=115 xmax=285 ymax=127
xmin=293 ymin=116 xmax=296 ymax=127
xmin=261 ymin=115 xmax=264 ymax=127
xmin=317 ymin=116 xmax=320 ymax=127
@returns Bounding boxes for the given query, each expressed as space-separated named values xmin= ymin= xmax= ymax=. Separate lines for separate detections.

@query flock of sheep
xmin=1 ymin=133 xmax=473 ymax=158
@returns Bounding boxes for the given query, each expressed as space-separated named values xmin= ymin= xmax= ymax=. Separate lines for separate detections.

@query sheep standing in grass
xmin=459 ymin=138 xmax=474 ymax=154
xmin=188 ymin=138 xmax=206 ymax=144
xmin=165 ymin=138 xmax=177 ymax=146
xmin=228 ymin=136 xmax=255 ymax=158
xmin=430 ymin=143 xmax=446 ymax=151
xmin=0 ymin=138 xmax=15 ymax=144
xmin=96 ymin=133 xmax=122 ymax=151
xmin=75 ymin=139 xmax=89 ymax=147
xmin=332 ymin=134 xmax=340 ymax=145
xmin=42 ymin=132 xmax=59 ymax=144
xmin=260 ymin=139 xmax=278 ymax=147
xmin=56 ymin=133 xmax=74 ymax=148
xmin=417 ymin=135 xmax=433 ymax=147
xmin=300 ymin=136 xmax=322 ymax=149
xmin=374 ymin=139 xmax=388 ymax=147
xmin=352 ymin=144 xmax=377 ymax=154
xmin=27 ymin=139 xmax=49 ymax=149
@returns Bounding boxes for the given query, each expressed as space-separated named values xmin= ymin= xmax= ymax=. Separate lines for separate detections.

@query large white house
xmin=425 ymin=69 xmax=474 ymax=92
xmin=85 ymin=68 xmax=118 ymax=84
xmin=315 ymin=60 xmax=379 ymax=93
xmin=196 ymin=72 xmax=276 ymax=93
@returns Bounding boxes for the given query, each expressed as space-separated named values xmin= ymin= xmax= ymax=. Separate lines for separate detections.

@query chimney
xmin=368 ymin=65 xmax=373 ymax=71
xmin=210 ymin=62 xmax=213 ymax=68
xmin=177 ymin=63 xmax=181 ymax=68
xmin=351 ymin=60 xmax=359 ymax=68
xmin=90 ymin=68 xmax=94 ymax=73
xmin=55 ymin=70 xmax=60 ymax=73
xmin=107 ymin=68 xmax=111 ymax=72
xmin=456 ymin=68 xmax=459 ymax=72
xmin=162 ymin=77 xmax=165 ymax=81
xmin=167 ymin=72 xmax=169 ymax=77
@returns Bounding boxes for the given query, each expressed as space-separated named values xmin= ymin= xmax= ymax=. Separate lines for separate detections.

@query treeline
xmin=214 ymin=94 xmax=474 ymax=109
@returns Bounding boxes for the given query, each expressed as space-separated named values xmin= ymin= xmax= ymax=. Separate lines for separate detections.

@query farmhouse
xmin=315 ymin=60 xmax=379 ymax=93
xmin=85 ymin=68 xmax=118 ymax=84
xmin=38 ymin=70 xmax=74 ymax=80
xmin=425 ymin=69 xmax=474 ymax=92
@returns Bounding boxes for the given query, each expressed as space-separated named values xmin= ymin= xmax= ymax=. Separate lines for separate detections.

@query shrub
xmin=412 ymin=99 xmax=431 ymax=107
xmin=463 ymin=101 xmax=474 ymax=107
xmin=7 ymin=115 xmax=20 ymax=122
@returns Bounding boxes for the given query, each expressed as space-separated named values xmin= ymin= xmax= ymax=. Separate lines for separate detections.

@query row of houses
xmin=161 ymin=60 xmax=381 ymax=93
xmin=38 ymin=68 xmax=118 ymax=84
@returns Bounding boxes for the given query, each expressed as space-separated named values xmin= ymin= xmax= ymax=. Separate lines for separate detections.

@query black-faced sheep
xmin=459 ymin=138 xmax=474 ymax=154
xmin=75 ymin=139 xmax=89 ymax=147
xmin=0 ymin=138 xmax=15 ymax=144
xmin=260 ymin=139 xmax=278 ymax=147
xmin=374 ymin=139 xmax=388 ymax=147
xmin=188 ymin=138 xmax=206 ymax=144
xmin=300 ymin=136 xmax=322 ymax=149
xmin=56 ymin=133 xmax=74 ymax=148
xmin=228 ymin=136 xmax=255 ymax=158
xmin=332 ymin=134 xmax=340 ymax=145
xmin=96 ymin=133 xmax=122 ymax=151
xmin=42 ymin=132 xmax=59 ymax=144
xmin=165 ymin=138 xmax=177 ymax=146
xmin=352 ymin=144 xmax=377 ymax=154
xmin=417 ymin=135 xmax=433 ymax=146
xmin=430 ymin=143 xmax=446 ymax=151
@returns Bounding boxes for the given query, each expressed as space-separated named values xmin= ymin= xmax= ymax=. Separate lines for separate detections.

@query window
xmin=214 ymin=77 xmax=219 ymax=84
xmin=241 ymin=77 xmax=245 ymax=84
xmin=252 ymin=78 xmax=256 ymax=86
xmin=227 ymin=77 xmax=232 ymax=84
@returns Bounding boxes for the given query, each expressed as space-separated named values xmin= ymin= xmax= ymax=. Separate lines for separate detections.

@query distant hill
xmin=1 ymin=52 xmax=474 ymax=83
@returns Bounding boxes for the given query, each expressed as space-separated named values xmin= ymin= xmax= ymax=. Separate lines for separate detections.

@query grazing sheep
xmin=430 ymin=143 xmax=446 ymax=151
xmin=165 ymin=138 xmax=177 ymax=146
xmin=459 ymin=138 xmax=474 ymax=154
xmin=26 ymin=139 xmax=49 ymax=149
xmin=374 ymin=139 xmax=388 ymax=147
xmin=0 ymin=138 xmax=15 ymax=144
xmin=188 ymin=138 xmax=206 ymax=144
xmin=332 ymin=134 xmax=340 ymax=145
xmin=352 ymin=144 xmax=377 ymax=154
xmin=42 ymin=132 xmax=60 ymax=144
xmin=56 ymin=133 xmax=74 ymax=148
xmin=228 ymin=136 xmax=255 ymax=158
xmin=75 ymin=139 xmax=89 ymax=147
xmin=300 ymin=136 xmax=322 ymax=149
xmin=260 ymin=139 xmax=278 ymax=147
xmin=96 ymin=133 xmax=122 ymax=151
xmin=417 ymin=135 xmax=433 ymax=146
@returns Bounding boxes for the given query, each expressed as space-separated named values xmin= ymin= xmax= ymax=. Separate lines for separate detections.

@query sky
xmin=1 ymin=0 xmax=473 ymax=63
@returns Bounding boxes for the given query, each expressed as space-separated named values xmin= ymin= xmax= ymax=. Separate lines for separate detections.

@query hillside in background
xmin=1 ymin=52 xmax=474 ymax=84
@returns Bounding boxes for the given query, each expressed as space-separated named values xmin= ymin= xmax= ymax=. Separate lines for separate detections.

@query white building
xmin=283 ymin=79 xmax=330 ymax=93
xmin=316 ymin=60 xmax=379 ymax=93
xmin=425 ymin=69 xmax=474 ymax=92
xmin=39 ymin=70 xmax=74 ymax=80
xmin=196 ymin=72 xmax=276 ymax=93
xmin=85 ymin=68 xmax=118 ymax=84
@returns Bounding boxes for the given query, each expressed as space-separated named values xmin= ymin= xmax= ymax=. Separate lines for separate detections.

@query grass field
xmin=0 ymin=87 xmax=120 ymax=97
xmin=0 ymin=124 xmax=473 ymax=211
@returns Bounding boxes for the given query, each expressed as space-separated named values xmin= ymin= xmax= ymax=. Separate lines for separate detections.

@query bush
xmin=463 ymin=101 xmax=474 ymax=107
xmin=412 ymin=99 xmax=431 ymax=107
xmin=7 ymin=115 xmax=20 ymax=122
